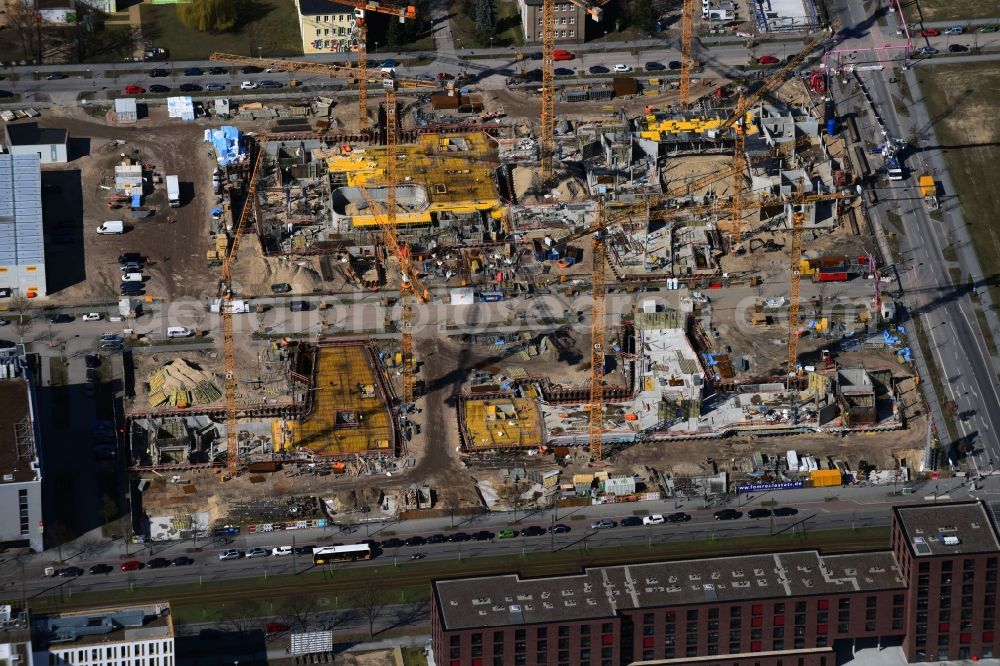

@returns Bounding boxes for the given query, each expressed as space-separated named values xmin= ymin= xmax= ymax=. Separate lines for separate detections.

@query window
xmin=818 ymin=599 xmax=829 ymax=611
xmin=839 ymin=599 xmax=850 ymax=609
xmin=919 ymin=562 xmax=930 ymax=573
xmin=838 ymin=624 xmax=850 ymax=633
xmin=965 ymin=559 xmax=975 ymax=570
xmin=580 ymin=626 xmax=590 ymax=636
xmin=538 ymin=628 xmax=548 ymax=639
xmin=17 ymin=489 xmax=29 ymax=535
xmin=893 ymin=594 xmax=905 ymax=605
xmin=730 ymin=607 xmax=741 ymax=618
xmin=558 ymin=627 xmax=569 ymax=637
xmin=989 ymin=558 xmax=998 ymax=569
xmin=752 ymin=604 xmax=763 ymax=615
xmin=687 ymin=610 xmax=698 ymax=621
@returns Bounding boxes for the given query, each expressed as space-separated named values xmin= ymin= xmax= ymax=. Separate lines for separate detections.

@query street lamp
xmin=257 ymin=46 xmax=263 ymax=60
xmin=375 ymin=41 xmax=379 ymax=56
xmin=604 ymin=30 xmax=608 ymax=56
xmin=490 ymin=36 xmax=494 ymax=53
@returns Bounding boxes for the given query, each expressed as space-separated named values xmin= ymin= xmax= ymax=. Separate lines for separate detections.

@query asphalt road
xmin=824 ymin=0 xmax=1000 ymax=474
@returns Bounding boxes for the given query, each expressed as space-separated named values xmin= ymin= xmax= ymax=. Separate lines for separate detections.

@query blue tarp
xmin=131 ymin=194 xmax=141 ymax=208
xmin=205 ymin=126 xmax=242 ymax=166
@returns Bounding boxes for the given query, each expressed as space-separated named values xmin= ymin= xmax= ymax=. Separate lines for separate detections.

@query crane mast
xmin=589 ymin=203 xmax=607 ymax=460
xmin=679 ymin=0 xmax=694 ymax=106
xmin=540 ymin=0 xmax=555 ymax=183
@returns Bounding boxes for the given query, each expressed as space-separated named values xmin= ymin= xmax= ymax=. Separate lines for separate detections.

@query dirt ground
xmin=30 ymin=105 xmax=222 ymax=303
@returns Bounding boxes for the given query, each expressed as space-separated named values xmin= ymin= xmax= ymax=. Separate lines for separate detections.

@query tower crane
xmin=540 ymin=0 xmax=608 ymax=182
xmin=343 ymin=0 xmax=415 ymax=127
xmin=209 ymin=51 xmax=436 ymax=132
xmin=219 ymin=133 xmax=268 ymax=478
xmin=679 ymin=0 xmax=695 ymax=106
xmin=589 ymin=200 xmax=607 ymax=460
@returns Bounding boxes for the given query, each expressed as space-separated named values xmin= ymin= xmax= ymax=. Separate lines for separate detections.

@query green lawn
xmin=915 ymin=0 xmax=1000 ymax=22
xmin=449 ymin=0 xmax=524 ymax=49
xmin=139 ymin=0 xmax=303 ymax=61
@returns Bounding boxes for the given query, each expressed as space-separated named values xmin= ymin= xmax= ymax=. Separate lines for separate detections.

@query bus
xmin=312 ymin=544 xmax=372 ymax=565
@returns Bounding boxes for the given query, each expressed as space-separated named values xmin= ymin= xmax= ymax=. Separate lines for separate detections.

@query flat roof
xmin=5 ymin=122 xmax=67 ymax=147
xmin=0 ymin=379 xmax=38 ymax=484
xmin=434 ymin=550 xmax=904 ymax=630
xmin=894 ymin=502 xmax=1000 ymax=557
xmin=33 ymin=603 xmax=173 ymax=649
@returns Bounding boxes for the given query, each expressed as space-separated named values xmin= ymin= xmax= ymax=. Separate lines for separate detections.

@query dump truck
xmin=919 ymin=174 xmax=938 ymax=211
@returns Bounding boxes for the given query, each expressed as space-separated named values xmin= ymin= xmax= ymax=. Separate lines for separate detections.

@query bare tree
xmin=9 ymin=296 xmax=32 ymax=341
xmin=217 ymin=600 xmax=262 ymax=639
xmin=352 ymin=582 xmax=388 ymax=638
xmin=441 ymin=490 xmax=461 ymax=529
xmin=7 ymin=2 xmax=41 ymax=63
xmin=281 ymin=594 xmax=319 ymax=632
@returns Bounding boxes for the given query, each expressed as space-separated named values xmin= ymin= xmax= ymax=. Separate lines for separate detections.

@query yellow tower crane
xmin=539 ymin=0 xmax=607 ymax=182
xmin=589 ymin=201 xmax=607 ymax=460
xmin=220 ymin=134 xmax=268 ymax=478
xmin=343 ymin=0 xmax=416 ymax=126
xmin=679 ymin=0 xmax=695 ymax=106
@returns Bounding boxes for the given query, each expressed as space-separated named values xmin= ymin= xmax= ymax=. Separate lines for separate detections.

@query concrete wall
xmin=8 ymin=143 xmax=67 ymax=165
xmin=0 ymin=478 xmax=42 ymax=552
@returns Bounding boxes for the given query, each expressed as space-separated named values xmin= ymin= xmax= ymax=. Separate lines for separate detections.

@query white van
xmin=271 ymin=546 xmax=292 ymax=556
xmin=166 ymin=326 xmax=193 ymax=338
xmin=97 ymin=221 xmax=124 ymax=235
xmin=121 ymin=272 xmax=143 ymax=283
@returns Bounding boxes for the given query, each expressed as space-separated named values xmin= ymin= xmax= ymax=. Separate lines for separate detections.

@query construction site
xmin=116 ymin=12 xmax=934 ymax=537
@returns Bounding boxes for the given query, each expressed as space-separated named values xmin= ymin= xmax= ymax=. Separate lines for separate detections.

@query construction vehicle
xmin=919 ymin=174 xmax=938 ymax=210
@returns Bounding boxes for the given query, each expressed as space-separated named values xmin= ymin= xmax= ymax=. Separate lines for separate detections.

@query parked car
xmin=208 ymin=67 xmax=228 ymax=75
xmin=666 ymin=512 xmax=691 ymax=523
xmin=150 ymin=69 xmax=168 ymax=77
xmin=218 ymin=549 xmax=242 ymax=561
xmin=590 ymin=518 xmax=616 ymax=529
xmin=714 ymin=509 xmax=743 ymax=520
xmin=241 ymin=65 xmax=262 ymax=73
xmin=240 ymin=81 xmax=258 ymax=90
xmin=379 ymin=59 xmax=398 ymax=73
xmin=148 ymin=84 xmax=170 ymax=95
xmin=120 ymin=262 xmax=142 ymax=272
xmin=520 ymin=526 xmax=546 ymax=537
xmin=183 ymin=67 xmax=203 ymax=76
xmin=178 ymin=83 xmax=201 ymax=92
xmin=49 ymin=314 xmax=73 ymax=324
xmin=118 ymin=252 xmax=144 ymax=265
xmin=949 ymin=43 xmax=968 ymax=52
xmin=56 ymin=566 xmax=84 ymax=577
xmin=89 ymin=564 xmax=114 ymax=575
xmin=171 ymin=556 xmax=194 ymax=566
xmin=552 ymin=49 xmax=574 ymax=61
xmin=82 ymin=313 xmax=102 ymax=322
xmin=147 ymin=557 xmax=171 ymax=569
xmin=748 ymin=508 xmax=773 ymax=519
xmin=668 ymin=60 xmax=682 ymax=70
xmin=643 ymin=514 xmax=666 ymax=525
xmin=244 ymin=547 xmax=270 ymax=558
xmin=205 ymin=82 xmax=226 ymax=91
xmin=472 ymin=530 xmax=495 ymax=541
xmin=497 ymin=529 xmax=517 ymax=539
xmin=120 ymin=560 xmax=143 ymax=572
xmin=613 ymin=64 xmax=632 ymax=73
xmin=619 ymin=517 xmax=643 ymax=527
xmin=554 ymin=68 xmax=574 ymax=76
xmin=293 ymin=545 xmax=315 ymax=555
xmin=405 ymin=536 xmax=427 ymax=547
xmin=448 ymin=532 xmax=471 ymax=542
xmin=85 ymin=354 xmax=101 ymax=369
xmin=45 ymin=72 xmax=66 ymax=80
xmin=259 ymin=80 xmax=283 ymax=89
xmin=919 ymin=28 xmax=940 ymax=37
xmin=980 ymin=24 xmax=998 ymax=33
xmin=270 ymin=283 xmax=292 ymax=293
xmin=772 ymin=507 xmax=798 ymax=517
xmin=944 ymin=25 xmax=964 ymax=35
xmin=589 ymin=65 xmax=609 ymax=74
xmin=123 ymin=85 xmax=145 ymax=94
xmin=381 ymin=538 xmax=405 ymax=548
xmin=919 ymin=46 xmax=939 ymax=55
xmin=427 ymin=534 xmax=448 ymax=544
xmin=86 ymin=369 xmax=97 ymax=383
xmin=644 ymin=61 xmax=666 ymax=71
xmin=758 ymin=55 xmax=779 ymax=65
xmin=548 ymin=523 xmax=571 ymax=534
xmin=265 ymin=622 xmax=290 ymax=634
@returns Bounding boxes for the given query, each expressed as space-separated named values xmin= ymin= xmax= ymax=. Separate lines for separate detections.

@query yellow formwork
xmin=639 ymin=113 xmax=758 ymax=142
xmin=463 ymin=397 xmax=543 ymax=450
xmin=326 ymin=132 xmax=504 ymax=227
xmin=294 ymin=345 xmax=393 ymax=456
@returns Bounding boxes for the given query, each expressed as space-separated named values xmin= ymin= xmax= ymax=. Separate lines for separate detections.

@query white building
xmin=0 ymin=355 xmax=43 ymax=553
xmin=0 ymin=154 xmax=46 ymax=298
xmin=0 ymin=605 xmax=33 ymax=666
xmin=32 ymin=603 xmax=175 ymax=666
xmin=4 ymin=123 xmax=68 ymax=164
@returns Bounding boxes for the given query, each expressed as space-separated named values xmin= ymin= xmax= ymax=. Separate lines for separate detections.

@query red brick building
xmin=430 ymin=501 xmax=1000 ymax=665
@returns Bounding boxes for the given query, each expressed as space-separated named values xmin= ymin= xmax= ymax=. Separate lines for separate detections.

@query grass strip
xmin=909 ymin=315 xmax=959 ymax=443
